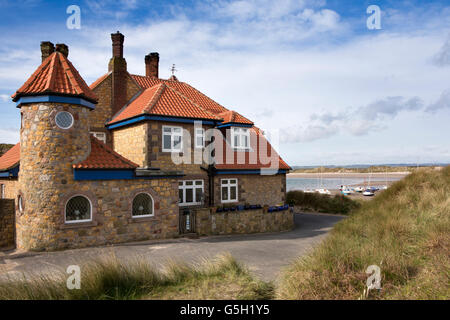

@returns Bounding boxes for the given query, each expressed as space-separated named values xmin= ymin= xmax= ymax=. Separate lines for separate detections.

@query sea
xmin=286 ymin=176 xmax=401 ymax=191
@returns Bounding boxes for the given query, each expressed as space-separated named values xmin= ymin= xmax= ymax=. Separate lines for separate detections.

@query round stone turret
xmin=12 ymin=43 xmax=97 ymax=250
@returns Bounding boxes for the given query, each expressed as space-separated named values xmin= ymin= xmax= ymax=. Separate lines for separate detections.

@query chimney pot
xmin=55 ymin=43 xmax=69 ymax=58
xmin=145 ymin=52 xmax=159 ymax=78
xmin=40 ymin=41 xmax=55 ymax=62
xmin=111 ymin=31 xmax=125 ymax=58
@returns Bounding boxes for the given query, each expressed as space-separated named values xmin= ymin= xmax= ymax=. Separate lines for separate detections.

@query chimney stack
xmin=145 ymin=52 xmax=159 ymax=78
xmin=111 ymin=31 xmax=124 ymax=58
xmin=108 ymin=31 xmax=128 ymax=116
xmin=55 ymin=43 xmax=69 ymax=58
xmin=40 ymin=41 xmax=55 ymax=62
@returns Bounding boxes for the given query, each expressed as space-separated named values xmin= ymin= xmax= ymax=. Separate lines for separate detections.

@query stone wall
xmin=0 ymin=179 xmax=18 ymax=199
xmin=213 ymin=174 xmax=286 ymax=207
xmin=0 ymin=199 xmax=15 ymax=248
xmin=196 ymin=207 xmax=294 ymax=236
xmin=113 ymin=123 xmax=148 ymax=167
xmin=16 ymin=177 xmax=179 ymax=251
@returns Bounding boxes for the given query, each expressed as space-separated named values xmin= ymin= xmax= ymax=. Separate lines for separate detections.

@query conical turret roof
xmin=12 ymin=51 xmax=97 ymax=104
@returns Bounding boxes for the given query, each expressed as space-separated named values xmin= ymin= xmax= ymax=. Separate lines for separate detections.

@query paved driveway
xmin=0 ymin=213 xmax=344 ymax=282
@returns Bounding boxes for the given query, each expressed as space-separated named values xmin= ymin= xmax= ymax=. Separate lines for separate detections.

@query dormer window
xmin=162 ymin=126 xmax=183 ymax=152
xmin=90 ymin=132 xmax=106 ymax=144
xmin=195 ymin=128 xmax=205 ymax=149
xmin=231 ymin=127 xmax=250 ymax=150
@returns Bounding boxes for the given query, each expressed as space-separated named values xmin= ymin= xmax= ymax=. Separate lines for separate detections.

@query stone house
xmin=0 ymin=32 xmax=291 ymax=251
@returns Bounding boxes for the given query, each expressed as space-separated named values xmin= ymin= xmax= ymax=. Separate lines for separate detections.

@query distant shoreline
xmin=287 ymin=172 xmax=410 ymax=179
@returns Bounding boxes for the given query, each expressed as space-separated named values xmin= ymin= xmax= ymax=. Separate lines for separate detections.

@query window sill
xmin=162 ymin=150 xmax=183 ymax=154
xmin=128 ymin=216 xmax=156 ymax=223
xmin=60 ymin=220 xmax=98 ymax=229
xmin=179 ymin=203 xmax=203 ymax=207
xmin=232 ymin=148 xmax=252 ymax=152
xmin=221 ymin=200 xmax=238 ymax=204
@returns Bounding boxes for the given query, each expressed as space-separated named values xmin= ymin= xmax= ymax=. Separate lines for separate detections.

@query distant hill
xmin=291 ymin=163 xmax=449 ymax=173
xmin=0 ymin=144 xmax=14 ymax=157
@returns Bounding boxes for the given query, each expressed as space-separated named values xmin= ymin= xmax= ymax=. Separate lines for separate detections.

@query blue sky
xmin=0 ymin=0 xmax=449 ymax=166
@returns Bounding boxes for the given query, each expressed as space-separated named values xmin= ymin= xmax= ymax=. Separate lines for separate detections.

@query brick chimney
xmin=40 ymin=41 xmax=55 ymax=62
xmin=145 ymin=52 xmax=159 ymax=78
xmin=108 ymin=31 xmax=128 ymax=116
xmin=55 ymin=43 xmax=69 ymax=58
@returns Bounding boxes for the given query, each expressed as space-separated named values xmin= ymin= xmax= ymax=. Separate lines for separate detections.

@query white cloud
xmin=427 ymin=89 xmax=450 ymax=112
xmin=0 ymin=128 xmax=19 ymax=144
xmin=0 ymin=0 xmax=449 ymax=163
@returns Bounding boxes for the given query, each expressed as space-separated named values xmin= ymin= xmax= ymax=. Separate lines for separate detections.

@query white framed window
xmin=221 ymin=179 xmax=238 ymax=203
xmin=65 ymin=195 xmax=92 ymax=224
xmin=132 ymin=193 xmax=154 ymax=218
xmin=162 ymin=126 xmax=183 ymax=152
xmin=179 ymin=180 xmax=204 ymax=206
xmin=231 ymin=127 xmax=250 ymax=150
xmin=55 ymin=111 xmax=74 ymax=129
xmin=195 ymin=128 xmax=205 ymax=149
xmin=90 ymin=132 xmax=106 ymax=144
xmin=0 ymin=184 xmax=4 ymax=199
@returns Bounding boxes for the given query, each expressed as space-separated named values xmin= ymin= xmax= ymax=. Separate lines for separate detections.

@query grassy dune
xmin=0 ymin=254 xmax=273 ymax=300
xmin=278 ymin=167 xmax=450 ymax=299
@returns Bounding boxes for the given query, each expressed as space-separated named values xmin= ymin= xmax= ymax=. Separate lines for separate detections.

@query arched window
xmin=132 ymin=193 xmax=154 ymax=218
xmin=65 ymin=195 xmax=92 ymax=223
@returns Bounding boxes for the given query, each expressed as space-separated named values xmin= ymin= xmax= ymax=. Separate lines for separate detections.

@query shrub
xmin=286 ymin=190 xmax=360 ymax=214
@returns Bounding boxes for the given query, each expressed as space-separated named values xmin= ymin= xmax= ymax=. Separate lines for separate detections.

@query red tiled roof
xmin=131 ymin=75 xmax=228 ymax=114
xmin=218 ymin=110 xmax=253 ymax=125
xmin=109 ymin=83 xmax=221 ymax=124
xmin=214 ymin=127 xmax=291 ymax=171
xmin=12 ymin=52 xmax=98 ymax=103
xmin=73 ymin=136 xmax=138 ymax=169
xmin=89 ymin=72 xmax=110 ymax=90
xmin=124 ymin=74 xmax=290 ymax=170
xmin=0 ymin=143 xmax=20 ymax=171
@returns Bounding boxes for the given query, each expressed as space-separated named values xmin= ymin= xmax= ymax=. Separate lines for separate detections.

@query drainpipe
xmin=201 ymin=165 xmax=216 ymax=207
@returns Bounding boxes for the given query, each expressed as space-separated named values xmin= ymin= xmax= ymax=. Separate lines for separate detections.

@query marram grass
xmin=277 ymin=166 xmax=450 ymax=299
xmin=0 ymin=253 xmax=273 ymax=300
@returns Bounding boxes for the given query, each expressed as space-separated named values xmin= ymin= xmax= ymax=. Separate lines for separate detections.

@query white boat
xmin=363 ymin=189 xmax=375 ymax=196
xmin=341 ymin=186 xmax=353 ymax=195
xmin=303 ymin=189 xmax=315 ymax=193
xmin=315 ymin=188 xmax=331 ymax=195
xmin=354 ymin=186 xmax=364 ymax=193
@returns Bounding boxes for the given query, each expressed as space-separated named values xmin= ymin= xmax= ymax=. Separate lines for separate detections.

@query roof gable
xmin=12 ymin=52 xmax=97 ymax=104
xmin=218 ymin=110 xmax=253 ymax=125
xmin=131 ymin=75 xmax=228 ymax=114
xmin=109 ymin=83 xmax=221 ymax=124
